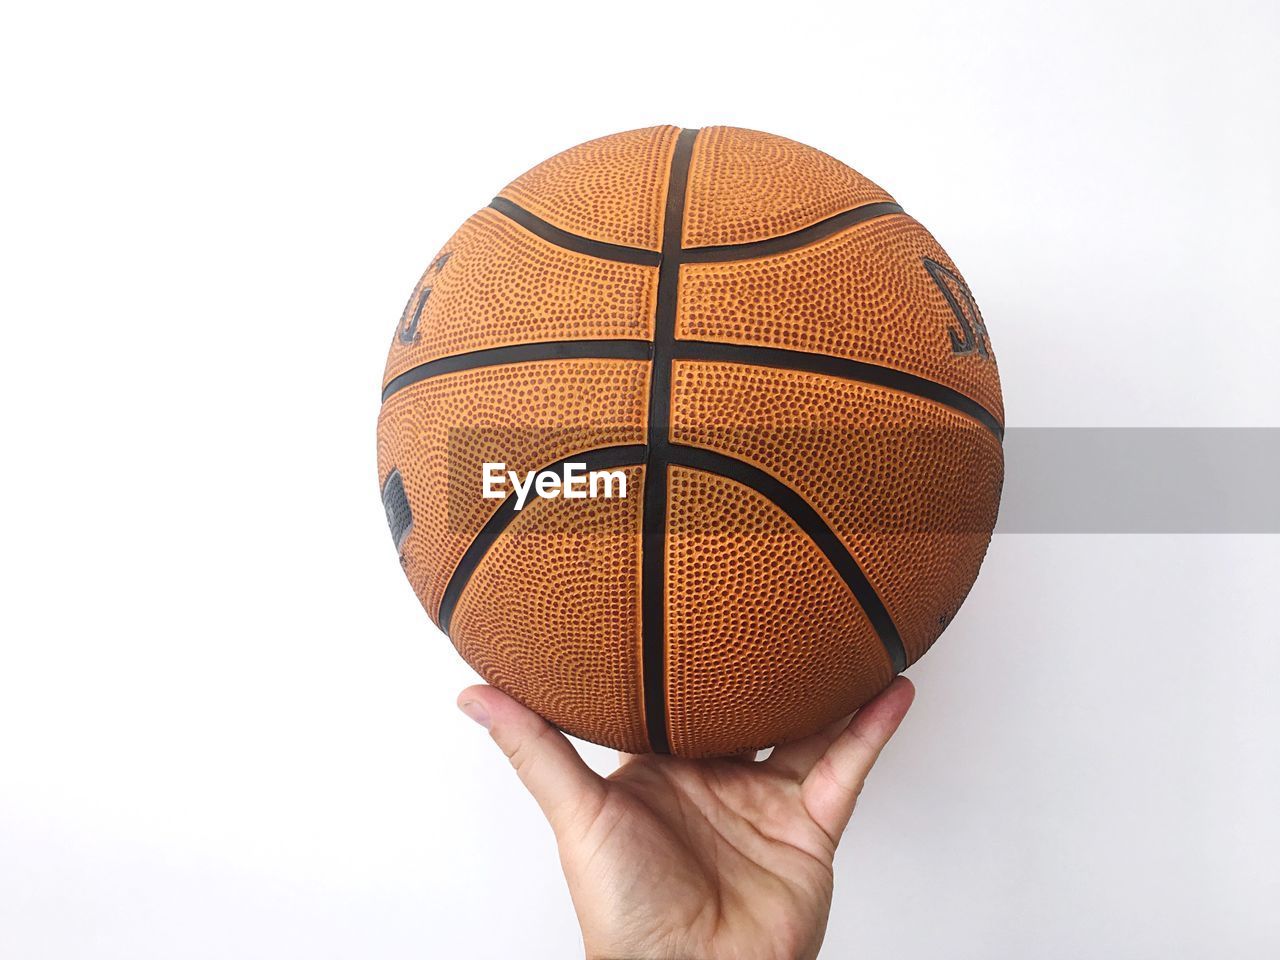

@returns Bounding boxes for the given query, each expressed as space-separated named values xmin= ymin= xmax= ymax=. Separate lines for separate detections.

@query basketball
xmin=377 ymin=126 xmax=1003 ymax=757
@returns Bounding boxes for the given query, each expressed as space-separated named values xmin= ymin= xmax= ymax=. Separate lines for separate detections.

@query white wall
xmin=2 ymin=1 xmax=1277 ymax=957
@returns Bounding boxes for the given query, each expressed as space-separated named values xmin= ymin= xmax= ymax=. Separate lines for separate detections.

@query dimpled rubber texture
xmin=375 ymin=359 xmax=648 ymax=623
xmin=682 ymin=126 xmax=896 ymax=247
xmin=497 ymin=125 xmax=679 ymax=251
xmin=383 ymin=208 xmax=657 ymax=386
xmin=450 ymin=467 xmax=649 ymax=753
xmin=669 ymin=362 xmax=1003 ymax=667
xmin=676 ymin=213 xmax=1004 ymax=422
xmin=377 ymin=125 xmax=1004 ymax=757
xmin=666 ymin=466 xmax=894 ymax=757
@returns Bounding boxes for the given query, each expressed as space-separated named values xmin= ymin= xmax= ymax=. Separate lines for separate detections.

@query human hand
xmin=457 ymin=678 xmax=914 ymax=960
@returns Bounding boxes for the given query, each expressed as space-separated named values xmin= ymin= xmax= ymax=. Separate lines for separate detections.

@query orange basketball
xmin=377 ymin=126 xmax=1003 ymax=757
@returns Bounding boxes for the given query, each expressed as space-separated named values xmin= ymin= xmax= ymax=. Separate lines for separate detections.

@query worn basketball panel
xmin=450 ymin=466 xmax=649 ymax=753
xmin=376 ymin=359 xmax=649 ymax=624
xmin=496 ymin=125 xmax=680 ymax=252
xmin=682 ymin=126 xmax=896 ymax=248
xmin=676 ymin=213 xmax=1004 ymax=423
xmin=665 ymin=466 xmax=895 ymax=757
xmin=383 ymin=208 xmax=658 ymax=387
xmin=670 ymin=361 xmax=1003 ymax=665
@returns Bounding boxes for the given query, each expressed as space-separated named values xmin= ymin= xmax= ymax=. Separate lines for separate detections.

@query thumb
xmin=801 ymin=677 xmax=915 ymax=842
xmin=457 ymin=685 xmax=605 ymax=833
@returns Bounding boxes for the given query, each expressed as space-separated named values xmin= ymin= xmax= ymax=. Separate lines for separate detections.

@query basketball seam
xmin=489 ymin=196 xmax=909 ymax=266
xmin=380 ymin=340 xmax=652 ymax=403
xmin=671 ymin=341 xmax=1004 ymax=439
xmin=680 ymin=202 xmax=906 ymax=262
xmin=489 ymin=196 xmax=663 ymax=266
xmin=437 ymin=444 xmax=649 ymax=635
xmin=639 ymin=127 xmax=699 ymax=754
xmin=380 ymin=338 xmax=1004 ymax=437
xmin=667 ymin=445 xmax=907 ymax=674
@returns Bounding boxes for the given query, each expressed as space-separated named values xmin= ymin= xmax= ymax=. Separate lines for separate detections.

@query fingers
xmin=800 ymin=677 xmax=915 ymax=842
xmin=457 ymin=685 xmax=606 ymax=833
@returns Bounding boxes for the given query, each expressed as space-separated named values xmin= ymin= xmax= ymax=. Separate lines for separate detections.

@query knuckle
xmin=814 ymin=754 xmax=863 ymax=799
xmin=505 ymin=724 xmax=553 ymax=777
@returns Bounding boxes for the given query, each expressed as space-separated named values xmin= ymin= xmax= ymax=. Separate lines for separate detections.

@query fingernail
xmin=458 ymin=699 xmax=491 ymax=729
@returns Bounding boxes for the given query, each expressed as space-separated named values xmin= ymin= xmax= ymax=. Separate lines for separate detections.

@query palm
xmin=458 ymin=679 xmax=914 ymax=960
xmin=568 ymin=755 xmax=838 ymax=959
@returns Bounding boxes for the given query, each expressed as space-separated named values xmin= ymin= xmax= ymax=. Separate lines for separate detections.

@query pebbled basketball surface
xmin=377 ymin=126 xmax=1004 ymax=758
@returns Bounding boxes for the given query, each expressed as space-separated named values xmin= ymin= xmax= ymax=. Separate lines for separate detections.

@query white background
xmin=2 ymin=1 xmax=1278 ymax=957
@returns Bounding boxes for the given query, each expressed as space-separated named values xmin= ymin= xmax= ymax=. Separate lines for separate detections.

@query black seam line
xmin=489 ymin=197 xmax=662 ymax=266
xmin=668 ymin=444 xmax=907 ymax=675
xmin=680 ymin=201 xmax=906 ymax=263
xmin=436 ymin=444 xmax=648 ymax=636
xmin=672 ymin=341 xmax=1005 ymax=440
xmin=640 ymin=127 xmax=699 ymax=755
xmin=381 ymin=340 xmax=653 ymax=403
